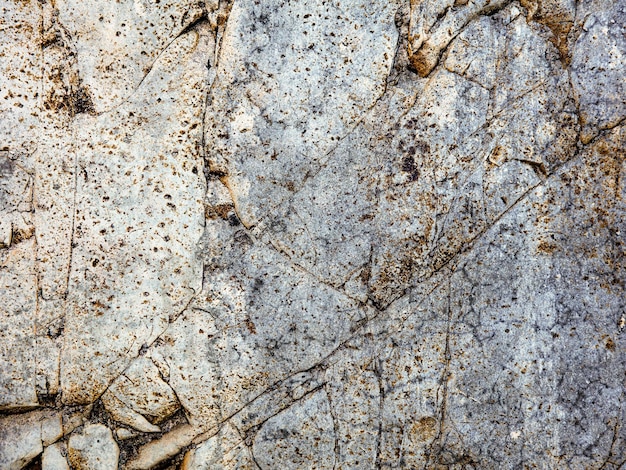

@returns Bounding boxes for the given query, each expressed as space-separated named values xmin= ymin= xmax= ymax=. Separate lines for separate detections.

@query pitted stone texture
xmin=153 ymin=217 xmax=367 ymax=430
xmin=205 ymin=0 xmax=400 ymax=226
xmin=0 ymin=0 xmax=625 ymax=468
xmin=0 ymin=134 xmax=38 ymax=410
xmin=257 ymin=4 xmax=578 ymax=306
xmin=0 ymin=236 xmax=38 ymax=410
xmin=54 ymin=0 xmax=206 ymax=113
xmin=0 ymin=0 xmax=42 ymax=153
xmin=60 ymin=23 xmax=212 ymax=404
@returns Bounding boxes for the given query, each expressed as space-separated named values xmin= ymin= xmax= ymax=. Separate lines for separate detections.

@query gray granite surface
xmin=1 ymin=0 xmax=625 ymax=468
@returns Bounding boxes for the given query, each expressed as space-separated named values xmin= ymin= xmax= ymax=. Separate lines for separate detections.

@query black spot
xmin=228 ymin=213 xmax=241 ymax=226
xmin=72 ymin=85 xmax=95 ymax=115
xmin=401 ymin=155 xmax=419 ymax=182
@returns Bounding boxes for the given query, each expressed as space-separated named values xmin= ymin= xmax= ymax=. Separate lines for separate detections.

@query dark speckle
xmin=228 ymin=213 xmax=241 ymax=226
xmin=401 ymin=155 xmax=419 ymax=182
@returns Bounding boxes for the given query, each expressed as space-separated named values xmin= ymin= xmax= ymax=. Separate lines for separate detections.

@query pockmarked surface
xmin=1 ymin=0 xmax=625 ymax=468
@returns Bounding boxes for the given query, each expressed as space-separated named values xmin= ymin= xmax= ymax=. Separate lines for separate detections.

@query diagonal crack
xmin=93 ymin=9 xmax=209 ymax=117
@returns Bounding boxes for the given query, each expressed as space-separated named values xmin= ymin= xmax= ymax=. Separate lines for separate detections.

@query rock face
xmin=0 ymin=0 xmax=624 ymax=468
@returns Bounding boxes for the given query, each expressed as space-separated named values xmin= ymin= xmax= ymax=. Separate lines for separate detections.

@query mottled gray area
xmin=1 ymin=0 xmax=625 ymax=468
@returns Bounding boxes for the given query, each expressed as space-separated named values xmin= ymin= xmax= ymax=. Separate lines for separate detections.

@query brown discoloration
xmin=205 ymin=203 xmax=234 ymax=220
xmin=488 ymin=146 xmax=507 ymax=167
xmin=537 ymin=240 xmax=557 ymax=254
xmin=605 ymin=337 xmax=616 ymax=352
xmin=518 ymin=159 xmax=548 ymax=178
xmin=411 ymin=416 xmax=438 ymax=442
xmin=11 ymin=225 xmax=35 ymax=244
xmin=520 ymin=0 xmax=574 ymax=65
xmin=41 ymin=13 xmax=95 ymax=117
xmin=245 ymin=317 xmax=257 ymax=334
xmin=407 ymin=44 xmax=437 ymax=78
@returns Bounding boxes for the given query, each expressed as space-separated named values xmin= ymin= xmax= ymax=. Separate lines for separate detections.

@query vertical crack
xmin=423 ymin=277 xmax=452 ymax=469
xmin=324 ymin=383 xmax=341 ymax=469
xmin=373 ymin=357 xmax=385 ymax=469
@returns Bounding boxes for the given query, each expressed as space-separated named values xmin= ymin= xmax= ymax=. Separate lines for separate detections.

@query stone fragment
xmin=0 ymin=408 xmax=80 ymax=469
xmin=101 ymin=392 xmax=161 ymax=433
xmin=68 ymin=424 xmax=119 ymax=470
xmin=124 ymin=424 xmax=201 ymax=470
xmin=40 ymin=414 xmax=63 ymax=446
xmin=0 ymin=403 xmax=90 ymax=470
xmin=115 ymin=428 xmax=137 ymax=440
xmin=0 ymin=407 xmax=84 ymax=469
xmin=0 ymin=411 xmax=43 ymax=470
xmin=104 ymin=356 xmax=180 ymax=424
xmin=42 ymin=443 xmax=70 ymax=470
xmin=62 ymin=406 xmax=92 ymax=437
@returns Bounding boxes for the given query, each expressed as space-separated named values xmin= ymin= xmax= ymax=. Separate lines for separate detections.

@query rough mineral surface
xmin=1 ymin=0 xmax=625 ymax=468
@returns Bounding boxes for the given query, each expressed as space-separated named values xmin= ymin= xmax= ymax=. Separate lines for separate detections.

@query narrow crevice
xmin=423 ymin=278 xmax=453 ymax=470
xmin=324 ymin=384 xmax=341 ymax=470
xmin=117 ymin=408 xmax=190 ymax=468
xmin=373 ymin=358 xmax=385 ymax=470
xmin=238 ymin=383 xmax=326 ymax=445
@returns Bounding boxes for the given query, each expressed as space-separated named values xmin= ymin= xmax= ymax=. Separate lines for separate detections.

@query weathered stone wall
xmin=1 ymin=0 xmax=624 ymax=468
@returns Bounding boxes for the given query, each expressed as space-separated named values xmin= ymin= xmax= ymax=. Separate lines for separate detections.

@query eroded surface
xmin=1 ymin=0 xmax=625 ymax=468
